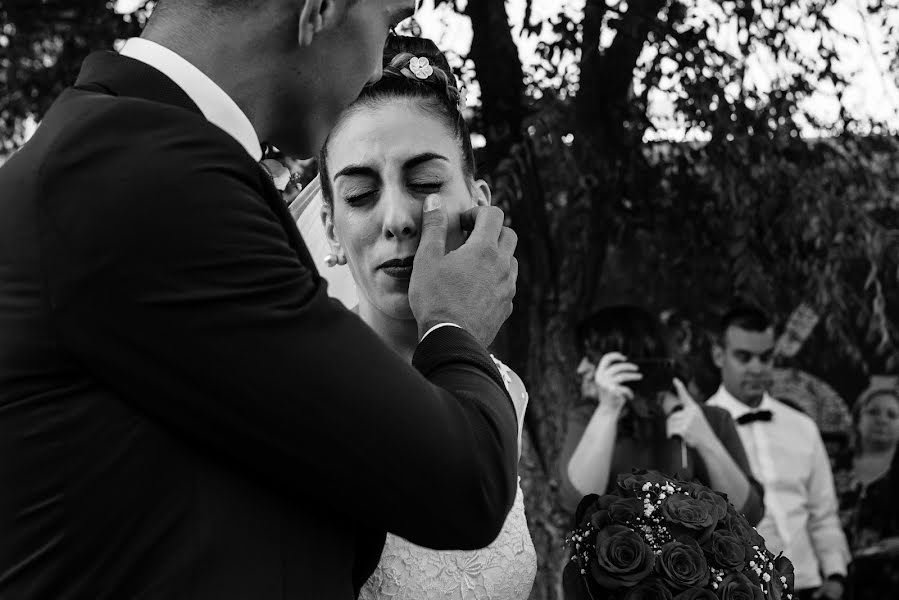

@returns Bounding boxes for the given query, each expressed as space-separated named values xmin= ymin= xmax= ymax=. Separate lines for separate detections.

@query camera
xmin=628 ymin=358 xmax=677 ymax=398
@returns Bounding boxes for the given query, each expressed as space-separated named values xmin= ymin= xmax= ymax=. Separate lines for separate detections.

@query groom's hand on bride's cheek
xmin=409 ymin=196 xmax=518 ymax=348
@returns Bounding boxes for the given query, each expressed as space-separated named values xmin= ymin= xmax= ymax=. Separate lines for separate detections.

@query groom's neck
xmin=142 ymin=14 xmax=268 ymax=137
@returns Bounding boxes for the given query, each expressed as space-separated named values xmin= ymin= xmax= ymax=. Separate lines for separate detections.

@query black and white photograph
xmin=1 ymin=0 xmax=898 ymax=598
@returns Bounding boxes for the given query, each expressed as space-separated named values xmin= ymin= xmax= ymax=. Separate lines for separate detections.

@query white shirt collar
xmin=119 ymin=38 xmax=263 ymax=161
xmin=710 ymin=384 xmax=774 ymax=418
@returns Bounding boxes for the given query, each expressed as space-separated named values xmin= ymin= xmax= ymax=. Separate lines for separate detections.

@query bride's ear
xmin=472 ymin=179 xmax=492 ymax=207
xmin=298 ymin=0 xmax=341 ymax=47
xmin=320 ymin=203 xmax=343 ymax=256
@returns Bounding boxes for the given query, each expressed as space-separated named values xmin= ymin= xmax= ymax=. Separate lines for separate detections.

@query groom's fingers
xmin=417 ymin=194 xmax=448 ymax=261
xmin=463 ymin=206 xmax=505 ymax=248
xmin=460 ymin=205 xmax=503 ymax=240
xmin=459 ymin=206 xmax=478 ymax=233
xmin=498 ymin=226 xmax=518 ymax=260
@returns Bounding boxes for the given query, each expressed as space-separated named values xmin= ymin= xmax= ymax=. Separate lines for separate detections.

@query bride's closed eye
xmin=342 ymin=186 xmax=378 ymax=206
xmin=408 ymin=180 xmax=443 ymax=195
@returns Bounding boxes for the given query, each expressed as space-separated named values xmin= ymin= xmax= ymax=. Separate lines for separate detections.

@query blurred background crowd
xmin=3 ymin=1 xmax=899 ymax=599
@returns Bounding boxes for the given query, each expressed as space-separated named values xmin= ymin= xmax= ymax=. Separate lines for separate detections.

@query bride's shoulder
xmin=490 ymin=355 xmax=528 ymax=401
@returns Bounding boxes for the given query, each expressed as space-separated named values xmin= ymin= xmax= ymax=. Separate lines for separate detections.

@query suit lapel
xmin=256 ymin=167 xmax=321 ymax=283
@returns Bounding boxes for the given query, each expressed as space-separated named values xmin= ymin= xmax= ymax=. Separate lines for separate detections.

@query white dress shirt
xmin=119 ymin=38 xmax=262 ymax=161
xmin=707 ymin=385 xmax=850 ymax=589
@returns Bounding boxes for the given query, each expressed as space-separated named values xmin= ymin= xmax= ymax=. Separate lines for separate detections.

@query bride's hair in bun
xmin=380 ymin=37 xmax=467 ymax=115
xmin=320 ymin=35 xmax=475 ymax=205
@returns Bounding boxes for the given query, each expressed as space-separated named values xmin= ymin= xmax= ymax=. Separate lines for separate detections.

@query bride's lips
xmin=378 ymin=256 xmax=415 ymax=279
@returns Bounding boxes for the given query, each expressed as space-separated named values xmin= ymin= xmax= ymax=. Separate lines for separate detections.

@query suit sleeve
xmin=38 ymin=109 xmax=518 ymax=550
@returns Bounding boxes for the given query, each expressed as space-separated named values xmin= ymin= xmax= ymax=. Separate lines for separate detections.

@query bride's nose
xmin=381 ymin=187 xmax=420 ymax=240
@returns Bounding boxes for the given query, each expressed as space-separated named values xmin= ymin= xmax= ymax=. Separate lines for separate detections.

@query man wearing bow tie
xmin=707 ymin=305 xmax=849 ymax=600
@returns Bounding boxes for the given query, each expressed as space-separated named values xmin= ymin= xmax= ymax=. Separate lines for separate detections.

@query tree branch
xmin=576 ymin=0 xmax=667 ymax=148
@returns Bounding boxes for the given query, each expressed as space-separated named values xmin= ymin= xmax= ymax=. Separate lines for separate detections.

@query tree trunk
xmin=518 ymin=313 xmax=583 ymax=600
xmin=577 ymin=0 xmax=667 ymax=152
xmin=464 ymin=0 xmax=526 ymax=170
xmin=467 ymin=3 xmax=664 ymax=598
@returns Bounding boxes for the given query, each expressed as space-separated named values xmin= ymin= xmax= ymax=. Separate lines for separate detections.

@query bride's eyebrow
xmin=403 ymin=153 xmax=449 ymax=170
xmin=334 ymin=164 xmax=379 ymax=180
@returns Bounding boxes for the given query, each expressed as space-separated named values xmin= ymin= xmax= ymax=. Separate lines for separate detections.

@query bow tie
xmin=736 ymin=410 xmax=773 ymax=425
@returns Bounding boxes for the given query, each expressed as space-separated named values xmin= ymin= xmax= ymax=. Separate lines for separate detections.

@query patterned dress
xmin=834 ymin=452 xmax=899 ymax=600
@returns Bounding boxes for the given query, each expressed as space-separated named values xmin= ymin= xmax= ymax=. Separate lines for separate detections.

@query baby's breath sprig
xmin=564 ymin=525 xmax=597 ymax=576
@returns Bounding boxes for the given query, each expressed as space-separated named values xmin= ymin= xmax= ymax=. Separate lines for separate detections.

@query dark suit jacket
xmin=0 ymin=51 xmax=519 ymax=599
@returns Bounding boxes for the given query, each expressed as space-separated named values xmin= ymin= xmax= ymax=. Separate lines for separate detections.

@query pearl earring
xmin=323 ymin=254 xmax=339 ymax=268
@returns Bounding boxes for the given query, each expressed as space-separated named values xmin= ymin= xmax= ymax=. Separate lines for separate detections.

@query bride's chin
xmin=372 ymin=295 xmax=415 ymax=321
xmin=392 ymin=301 xmax=415 ymax=322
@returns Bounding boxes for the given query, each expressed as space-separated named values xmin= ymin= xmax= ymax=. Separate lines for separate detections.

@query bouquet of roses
xmin=564 ymin=471 xmax=794 ymax=600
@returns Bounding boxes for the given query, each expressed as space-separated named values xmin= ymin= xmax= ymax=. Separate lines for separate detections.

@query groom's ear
xmin=297 ymin=0 xmax=344 ymax=47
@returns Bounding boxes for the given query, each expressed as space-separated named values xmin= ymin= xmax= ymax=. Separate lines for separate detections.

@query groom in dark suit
xmin=0 ymin=1 xmax=522 ymax=598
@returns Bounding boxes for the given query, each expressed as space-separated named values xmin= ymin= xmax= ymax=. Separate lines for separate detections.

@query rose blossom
xmin=618 ymin=470 xmax=673 ymax=492
xmin=661 ymin=494 xmax=716 ymax=540
xmin=656 ymin=537 xmax=710 ymax=590
xmin=673 ymin=588 xmax=718 ymax=600
xmin=591 ymin=524 xmax=656 ymax=589
xmin=718 ymin=572 xmax=765 ymax=600
xmin=705 ymin=531 xmax=746 ymax=571
xmin=622 ymin=577 xmax=674 ymax=600
xmin=608 ymin=497 xmax=644 ymax=524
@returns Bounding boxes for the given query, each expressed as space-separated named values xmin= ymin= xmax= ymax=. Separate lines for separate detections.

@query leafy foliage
xmin=0 ymin=1 xmax=154 ymax=152
xmin=475 ymin=0 xmax=899 ymax=373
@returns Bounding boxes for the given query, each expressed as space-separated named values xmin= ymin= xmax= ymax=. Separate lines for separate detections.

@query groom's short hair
xmin=152 ymin=0 xmax=364 ymax=25
xmin=153 ymin=0 xmax=267 ymax=14
xmin=157 ymin=0 xmax=360 ymax=11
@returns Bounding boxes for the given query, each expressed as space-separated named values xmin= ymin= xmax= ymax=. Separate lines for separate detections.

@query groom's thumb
xmin=417 ymin=194 xmax=447 ymax=260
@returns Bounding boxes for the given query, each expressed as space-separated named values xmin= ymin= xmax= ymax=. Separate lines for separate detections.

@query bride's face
xmin=323 ymin=101 xmax=490 ymax=319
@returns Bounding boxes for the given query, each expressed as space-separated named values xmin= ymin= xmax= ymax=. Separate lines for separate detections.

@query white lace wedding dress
xmin=359 ymin=359 xmax=537 ymax=600
xmin=358 ymin=479 xmax=537 ymax=600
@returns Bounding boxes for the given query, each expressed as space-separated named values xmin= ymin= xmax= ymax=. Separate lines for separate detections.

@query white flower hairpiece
xmin=408 ymin=56 xmax=433 ymax=79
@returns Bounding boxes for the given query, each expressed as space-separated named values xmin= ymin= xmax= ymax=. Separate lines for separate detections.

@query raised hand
xmin=408 ymin=195 xmax=517 ymax=348
xmin=583 ymin=352 xmax=642 ymax=415
xmin=666 ymin=378 xmax=718 ymax=450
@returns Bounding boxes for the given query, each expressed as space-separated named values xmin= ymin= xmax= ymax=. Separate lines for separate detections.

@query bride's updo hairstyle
xmin=319 ymin=35 xmax=475 ymax=205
